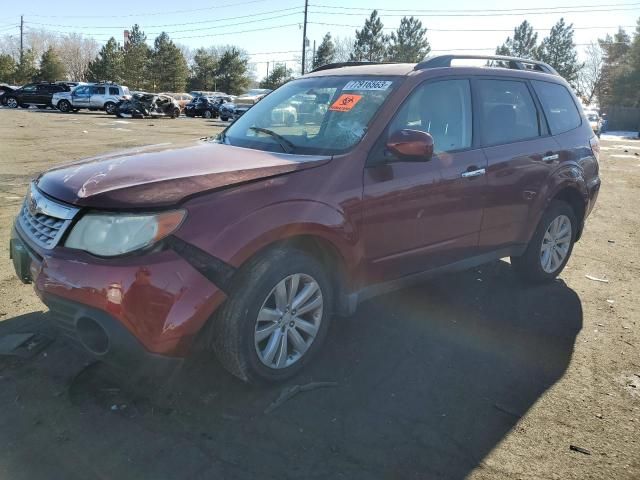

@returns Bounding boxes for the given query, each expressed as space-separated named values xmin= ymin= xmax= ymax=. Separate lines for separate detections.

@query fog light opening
xmin=76 ymin=317 xmax=110 ymax=355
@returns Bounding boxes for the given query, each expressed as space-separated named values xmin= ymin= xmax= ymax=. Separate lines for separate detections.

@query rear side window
xmin=109 ymin=87 xmax=119 ymax=95
xmin=92 ymin=86 xmax=106 ymax=95
xmin=532 ymin=80 xmax=581 ymax=134
xmin=389 ymin=79 xmax=472 ymax=153
xmin=477 ymin=79 xmax=539 ymax=146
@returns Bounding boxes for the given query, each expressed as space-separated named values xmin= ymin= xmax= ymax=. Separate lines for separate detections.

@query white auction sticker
xmin=343 ymin=80 xmax=393 ymax=91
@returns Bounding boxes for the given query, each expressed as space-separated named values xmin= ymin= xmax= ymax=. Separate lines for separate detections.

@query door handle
xmin=542 ymin=153 xmax=559 ymax=162
xmin=461 ymin=168 xmax=486 ymax=178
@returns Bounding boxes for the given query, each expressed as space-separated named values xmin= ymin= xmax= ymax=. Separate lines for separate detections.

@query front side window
xmin=532 ymin=80 xmax=581 ymax=135
xmin=22 ymin=84 xmax=37 ymax=92
xmin=477 ymin=79 xmax=540 ymax=146
xmin=221 ymin=76 xmax=400 ymax=155
xmin=74 ymin=86 xmax=89 ymax=95
xmin=388 ymin=79 xmax=472 ymax=154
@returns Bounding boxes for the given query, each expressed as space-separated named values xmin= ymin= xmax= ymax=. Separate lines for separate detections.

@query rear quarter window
xmin=532 ymin=80 xmax=581 ymax=135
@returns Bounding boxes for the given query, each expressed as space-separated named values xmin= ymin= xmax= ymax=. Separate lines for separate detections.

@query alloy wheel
xmin=254 ymin=273 xmax=324 ymax=369
xmin=540 ymin=214 xmax=572 ymax=273
xmin=7 ymin=97 xmax=17 ymax=108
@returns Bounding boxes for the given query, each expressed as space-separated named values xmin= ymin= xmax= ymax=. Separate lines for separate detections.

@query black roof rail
xmin=414 ymin=55 xmax=558 ymax=75
xmin=310 ymin=61 xmax=389 ymax=73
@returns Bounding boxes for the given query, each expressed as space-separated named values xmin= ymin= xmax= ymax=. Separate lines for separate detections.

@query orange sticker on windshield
xmin=329 ymin=94 xmax=362 ymax=112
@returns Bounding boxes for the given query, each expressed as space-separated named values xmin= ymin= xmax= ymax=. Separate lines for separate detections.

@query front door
xmin=72 ymin=85 xmax=91 ymax=107
xmin=362 ymin=78 xmax=486 ymax=283
xmin=20 ymin=84 xmax=38 ymax=104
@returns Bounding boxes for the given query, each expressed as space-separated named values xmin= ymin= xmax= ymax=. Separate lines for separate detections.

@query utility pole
xmin=266 ymin=61 xmax=269 ymax=80
xmin=20 ymin=15 xmax=24 ymax=63
xmin=301 ymin=0 xmax=308 ymax=75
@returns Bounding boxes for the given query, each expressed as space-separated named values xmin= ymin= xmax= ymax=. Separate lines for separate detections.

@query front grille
xmin=17 ymin=183 xmax=79 ymax=250
xmin=19 ymin=205 xmax=66 ymax=248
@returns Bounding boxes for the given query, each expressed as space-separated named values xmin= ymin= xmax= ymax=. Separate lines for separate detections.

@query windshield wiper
xmin=249 ymin=127 xmax=295 ymax=154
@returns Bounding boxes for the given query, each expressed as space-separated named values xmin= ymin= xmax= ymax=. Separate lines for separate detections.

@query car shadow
xmin=0 ymin=259 xmax=582 ymax=479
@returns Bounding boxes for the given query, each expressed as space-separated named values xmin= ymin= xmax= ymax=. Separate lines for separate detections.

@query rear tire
xmin=104 ymin=102 xmax=116 ymax=115
xmin=171 ymin=107 xmax=180 ymax=118
xmin=211 ymin=247 xmax=333 ymax=384
xmin=204 ymin=110 xmax=213 ymax=119
xmin=511 ymin=200 xmax=577 ymax=283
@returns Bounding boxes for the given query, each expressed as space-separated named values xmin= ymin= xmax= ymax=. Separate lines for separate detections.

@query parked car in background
xmin=189 ymin=90 xmax=229 ymax=99
xmin=234 ymin=88 xmax=271 ymax=107
xmin=1 ymin=84 xmax=17 ymax=106
xmin=115 ymin=93 xmax=181 ymax=118
xmin=218 ymin=101 xmax=253 ymax=121
xmin=9 ymin=55 xmax=600 ymax=385
xmin=585 ymin=111 xmax=601 ymax=137
xmin=4 ymin=82 xmax=71 ymax=109
xmin=184 ymin=95 xmax=233 ymax=118
xmin=161 ymin=92 xmax=193 ymax=112
xmin=53 ymin=82 xmax=131 ymax=114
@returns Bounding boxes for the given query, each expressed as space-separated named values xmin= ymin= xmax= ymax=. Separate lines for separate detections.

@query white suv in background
xmin=52 ymin=83 xmax=131 ymax=114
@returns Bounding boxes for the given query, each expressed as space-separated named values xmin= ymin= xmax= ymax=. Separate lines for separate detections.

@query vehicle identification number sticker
xmin=343 ymin=80 xmax=392 ymax=91
xmin=329 ymin=94 xmax=363 ymax=112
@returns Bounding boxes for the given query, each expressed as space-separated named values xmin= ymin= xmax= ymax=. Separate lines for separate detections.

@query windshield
xmin=221 ymin=76 xmax=400 ymax=155
xmin=587 ymin=113 xmax=599 ymax=121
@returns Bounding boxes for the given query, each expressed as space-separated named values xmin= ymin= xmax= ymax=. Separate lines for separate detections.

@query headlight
xmin=65 ymin=210 xmax=186 ymax=256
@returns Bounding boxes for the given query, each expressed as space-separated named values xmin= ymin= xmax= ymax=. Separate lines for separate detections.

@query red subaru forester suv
xmin=10 ymin=55 xmax=600 ymax=383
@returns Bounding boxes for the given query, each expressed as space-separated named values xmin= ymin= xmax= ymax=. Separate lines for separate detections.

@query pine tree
xmin=387 ymin=16 xmax=431 ymax=62
xmin=190 ymin=48 xmax=218 ymax=90
xmin=214 ymin=47 xmax=250 ymax=95
xmin=14 ymin=49 xmax=38 ymax=84
xmin=260 ymin=64 xmax=293 ymax=89
xmin=350 ymin=10 xmax=388 ymax=62
xmin=605 ymin=19 xmax=640 ymax=106
xmin=312 ymin=33 xmax=335 ymax=69
xmin=37 ymin=47 xmax=66 ymax=81
xmin=87 ymin=38 xmax=124 ymax=82
xmin=537 ymin=18 xmax=582 ymax=84
xmin=150 ymin=32 xmax=189 ymax=92
xmin=0 ymin=54 xmax=16 ymax=83
xmin=122 ymin=24 xmax=151 ymax=90
xmin=495 ymin=20 xmax=539 ymax=58
xmin=598 ymin=27 xmax=632 ymax=107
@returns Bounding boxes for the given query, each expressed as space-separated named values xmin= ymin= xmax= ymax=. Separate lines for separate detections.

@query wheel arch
xmin=552 ymin=186 xmax=587 ymax=240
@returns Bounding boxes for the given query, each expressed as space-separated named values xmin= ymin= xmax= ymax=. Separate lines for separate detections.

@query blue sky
xmin=1 ymin=0 xmax=638 ymax=78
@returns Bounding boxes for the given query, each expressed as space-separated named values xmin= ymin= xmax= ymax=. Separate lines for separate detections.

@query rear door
xmin=475 ymin=77 xmax=558 ymax=252
xmin=90 ymin=85 xmax=106 ymax=107
xmin=362 ymin=78 xmax=486 ymax=281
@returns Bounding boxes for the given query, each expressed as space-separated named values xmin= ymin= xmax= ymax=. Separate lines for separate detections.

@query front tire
xmin=511 ymin=200 xmax=577 ymax=283
xmin=211 ymin=247 xmax=333 ymax=384
xmin=6 ymin=97 xmax=18 ymax=108
xmin=57 ymin=100 xmax=71 ymax=113
xmin=204 ymin=109 xmax=213 ymax=119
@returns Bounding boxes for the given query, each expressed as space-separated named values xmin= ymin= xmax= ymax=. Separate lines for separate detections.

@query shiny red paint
xmin=21 ymin=64 xmax=600 ymax=358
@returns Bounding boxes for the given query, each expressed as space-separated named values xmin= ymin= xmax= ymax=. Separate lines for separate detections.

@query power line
xmin=25 ymin=6 xmax=303 ymax=29
xmin=308 ymin=1 xmax=640 ymax=13
xmin=21 ymin=0 xmax=281 ymax=18
xmin=309 ymin=5 xmax=640 ymax=17
xmin=309 ymin=21 xmax=638 ymax=32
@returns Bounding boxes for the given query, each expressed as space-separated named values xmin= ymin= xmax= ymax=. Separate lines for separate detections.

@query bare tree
xmin=333 ymin=36 xmax=355 ymax=63
xmin=577 ymin=41 xmax=604 ymax=105
xmin=57 ymin=33 xmax=99 ymax=81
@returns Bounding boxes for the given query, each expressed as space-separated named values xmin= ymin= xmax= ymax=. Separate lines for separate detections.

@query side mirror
xmin=386 ymin=129 xmax=434 ymax=161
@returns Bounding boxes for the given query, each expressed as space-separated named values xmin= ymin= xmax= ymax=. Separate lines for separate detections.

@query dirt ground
xmin=0 ymin=108 xmax=638 ymax=480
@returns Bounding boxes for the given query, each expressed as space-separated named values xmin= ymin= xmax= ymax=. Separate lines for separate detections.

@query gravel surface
xmin=0 ymin=108 xmax=638 ymax=480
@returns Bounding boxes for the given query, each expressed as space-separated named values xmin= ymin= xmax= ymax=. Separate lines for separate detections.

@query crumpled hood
xmin=36 ymin=141 xmax=331 ymax=208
